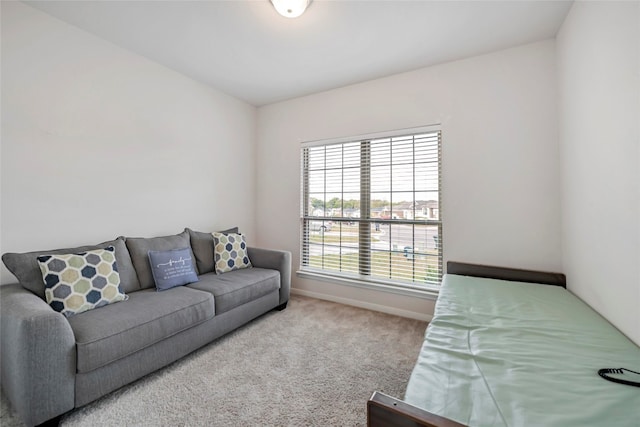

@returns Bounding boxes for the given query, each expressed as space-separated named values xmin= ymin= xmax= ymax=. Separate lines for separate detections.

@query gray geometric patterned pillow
xmin=37 ymin=246 xmax=128 ymax=317
xmin=212 ymin=232 xmax=252 ymax=274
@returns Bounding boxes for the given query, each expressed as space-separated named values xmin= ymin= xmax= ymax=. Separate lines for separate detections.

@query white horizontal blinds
xmin=367 ymin=132 xmax=442 ymax=284
xmin=303 ymin=142 xmax=362 ymax=274
xmin=300 ymin=128 xmax=442 ymax=288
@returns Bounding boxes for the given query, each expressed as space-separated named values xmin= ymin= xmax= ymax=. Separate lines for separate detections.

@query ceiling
xmin=25 ymin=0 xmax=573 ymax=107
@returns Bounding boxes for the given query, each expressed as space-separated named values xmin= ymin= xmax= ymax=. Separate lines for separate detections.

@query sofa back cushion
xmin=2 ymin=237 xmax=140 ymax=299
xmin=187 ymin=227 xmax=238 ymax=275
xmin=126 ymin=230 xmax=195 ymax=290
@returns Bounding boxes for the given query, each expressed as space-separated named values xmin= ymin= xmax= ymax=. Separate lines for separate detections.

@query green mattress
xmin=404 ymin=274 xmax=640 ymax=427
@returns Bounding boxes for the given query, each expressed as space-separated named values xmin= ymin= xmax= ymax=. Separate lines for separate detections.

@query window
xmin=299 ymin=126 xmax=442 ymax=293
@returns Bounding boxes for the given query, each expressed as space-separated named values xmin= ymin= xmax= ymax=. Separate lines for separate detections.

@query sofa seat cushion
xmin=187 ymin=268 xmax=280 ymax=315
xmin=68 ymin=287 xmax=214 ymax=373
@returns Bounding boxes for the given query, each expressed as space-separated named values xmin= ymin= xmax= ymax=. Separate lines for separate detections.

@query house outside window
xmin=299 ymin=126 xmax=442 ymax=293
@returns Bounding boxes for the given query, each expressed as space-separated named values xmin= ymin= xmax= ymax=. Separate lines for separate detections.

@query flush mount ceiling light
xmin=270 ymin=0 xmax=312 ymax=18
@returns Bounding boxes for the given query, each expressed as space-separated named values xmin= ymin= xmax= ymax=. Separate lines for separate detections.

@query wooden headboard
xmin=447 ymin=261 xmax=566 ymax=288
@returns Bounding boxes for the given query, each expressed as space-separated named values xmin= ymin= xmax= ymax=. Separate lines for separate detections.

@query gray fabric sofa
xmin=0 ymin=228 xmax=291 ymax=426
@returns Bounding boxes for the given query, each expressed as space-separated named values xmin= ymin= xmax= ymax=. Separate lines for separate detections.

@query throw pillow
xmin=212 ymin=232 xmax=252 ymax=274
xmin=148 ymin=247 xmax=199 ymax=291
xmin=37 ymin=246 xmax=128 ymax=317
xmin=187 ymin=227 xmax=239 ymax=275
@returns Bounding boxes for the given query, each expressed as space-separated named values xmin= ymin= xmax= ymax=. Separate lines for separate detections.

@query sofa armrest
xmin=1 ymin=284 xmax=76 ymax=426
xmin=247 ymin=247 xmax=291 ymax=305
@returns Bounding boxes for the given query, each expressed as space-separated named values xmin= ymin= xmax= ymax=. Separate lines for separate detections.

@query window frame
xmin=298 ymin=125 xmax=443 ymax=297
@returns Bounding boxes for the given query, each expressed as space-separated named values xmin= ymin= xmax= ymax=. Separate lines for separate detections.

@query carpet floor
xmin=0 ymin=295 xmax=427 ymax=426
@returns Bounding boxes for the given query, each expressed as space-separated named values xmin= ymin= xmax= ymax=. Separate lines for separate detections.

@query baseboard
xmin=290 ymin=288 xmax=433 ymax=322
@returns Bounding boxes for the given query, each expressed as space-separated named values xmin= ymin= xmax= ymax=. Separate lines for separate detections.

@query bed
xmin=367 ymin=261 xmax=640 ymax=427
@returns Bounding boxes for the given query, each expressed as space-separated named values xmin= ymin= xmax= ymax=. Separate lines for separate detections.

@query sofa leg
xmin=36 ymin=415 xmax=63 ymax=427
xmin=275 ymin=302 xmax=288 ymax=311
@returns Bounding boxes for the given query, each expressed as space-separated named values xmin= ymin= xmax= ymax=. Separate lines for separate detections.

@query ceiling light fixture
xmin=270 ymin=0 xmax=311 ymax=18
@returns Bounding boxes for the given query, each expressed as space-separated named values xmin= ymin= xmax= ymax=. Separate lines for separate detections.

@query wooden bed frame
xmin=366 ymin=261 xmax=566 ymax=427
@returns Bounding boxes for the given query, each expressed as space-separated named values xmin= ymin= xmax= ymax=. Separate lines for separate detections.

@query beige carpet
xmin=1 ymin=295 xmax=427 ymax=426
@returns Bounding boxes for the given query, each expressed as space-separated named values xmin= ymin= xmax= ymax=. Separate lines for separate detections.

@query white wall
xmin=256 ymin=40 xmax=561 ymax=319
xmin=557 ymin=1 xmax=640 ymax=345
xmin=0 ymin=2 xmax=257 ymax=284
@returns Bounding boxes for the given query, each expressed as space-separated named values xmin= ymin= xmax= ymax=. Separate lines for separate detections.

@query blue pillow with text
xmin=148 ymin=247 xmax=198 ymax=291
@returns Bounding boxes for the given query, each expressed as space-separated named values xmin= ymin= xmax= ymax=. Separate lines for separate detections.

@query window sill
xmin=296 ymin=269 xmax=439 ymax=300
